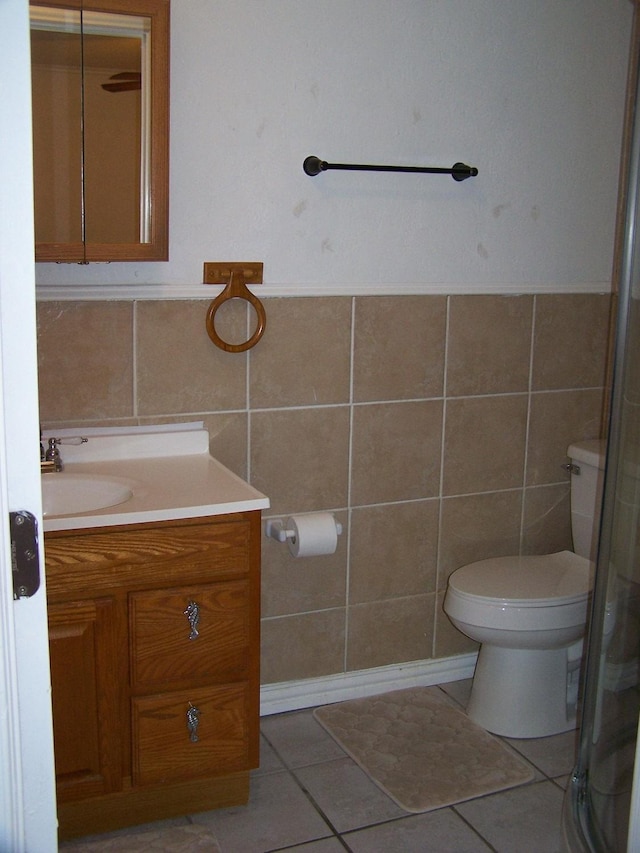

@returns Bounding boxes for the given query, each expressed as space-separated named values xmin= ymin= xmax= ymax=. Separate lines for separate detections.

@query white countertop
xmin=41 ymin=426 xmax=269 ymax=532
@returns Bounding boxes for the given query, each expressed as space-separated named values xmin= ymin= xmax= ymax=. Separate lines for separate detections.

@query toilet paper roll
xmin=286 ymin=513 xmax=339 ymax=558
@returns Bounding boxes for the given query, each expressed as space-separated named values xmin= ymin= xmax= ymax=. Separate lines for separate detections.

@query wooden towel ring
xmin=204 ymin=264 xmax=266 ymax=353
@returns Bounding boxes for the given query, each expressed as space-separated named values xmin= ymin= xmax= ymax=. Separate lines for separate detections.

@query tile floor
xmin=60 ymin=680 xmax=577 ymax=852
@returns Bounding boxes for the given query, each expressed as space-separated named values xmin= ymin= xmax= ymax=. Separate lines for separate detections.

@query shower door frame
xmin=564 ymin=8 xmax=640 ymax=848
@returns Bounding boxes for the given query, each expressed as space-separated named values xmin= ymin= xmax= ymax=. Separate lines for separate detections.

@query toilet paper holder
xmin=265 ymin=516 xmax=343 ymax=544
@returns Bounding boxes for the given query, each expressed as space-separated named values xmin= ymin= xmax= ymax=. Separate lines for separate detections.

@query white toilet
xmin=444 ymin=439 xmax=605 ymax=738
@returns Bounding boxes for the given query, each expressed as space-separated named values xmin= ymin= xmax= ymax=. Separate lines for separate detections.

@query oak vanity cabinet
xmin=44 ymin=511 xmax=261 ymax=840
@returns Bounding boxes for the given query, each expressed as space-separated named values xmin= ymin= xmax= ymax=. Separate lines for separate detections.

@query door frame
xmin=0 ymin=0 xmax=58 ymax=850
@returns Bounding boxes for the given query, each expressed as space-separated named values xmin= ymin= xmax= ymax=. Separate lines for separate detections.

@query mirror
xmin=30 ymin=0 xmax=169 ymax=263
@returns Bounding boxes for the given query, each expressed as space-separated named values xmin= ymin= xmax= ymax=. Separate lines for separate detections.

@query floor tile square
xmin=260 ymin=708 xmax=346 ymax=768
xmin=190 ymin=770 xmax=332 ymax=852
xmin=439 ymin=678 xmax=473 ymax=708
xmin=506 ymin=729 xmax=579 ymax=779
xmin=253 ymin=733 xmax=286 ymax=775
xmin=294 ymin=757 xmax=407 ymax=833
xmin=454 ymin=779 xmax=565 ymax=852
xmin=285 ymin=840 xmax=346 ymax=852
xmin=344 ymin=810 xmax=492 ymax=852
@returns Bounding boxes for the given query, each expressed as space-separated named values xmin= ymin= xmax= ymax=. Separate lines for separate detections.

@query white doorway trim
xmin=0 ymin=0 xmax=58 ymax=850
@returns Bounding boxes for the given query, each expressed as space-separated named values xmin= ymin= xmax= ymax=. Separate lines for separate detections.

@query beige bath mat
xmin=59 ymin=824 xmax=221 ymax=852
xmin=313 ymin=686 xmax=535 ymax=813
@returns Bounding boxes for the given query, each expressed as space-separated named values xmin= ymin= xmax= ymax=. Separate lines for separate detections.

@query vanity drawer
xmin=132 ymin=683 xmax=250 ymax=786
xmin=45 ymin=516 xmax=251 ymax=598
xmin=130 ymin=581 xmax=251 ymax=690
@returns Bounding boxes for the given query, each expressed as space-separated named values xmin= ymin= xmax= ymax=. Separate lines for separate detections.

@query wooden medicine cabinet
xmin=30 ymin=0 xmax=169 ymax=263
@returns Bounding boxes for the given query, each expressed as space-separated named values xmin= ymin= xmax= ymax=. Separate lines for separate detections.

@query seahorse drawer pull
xmin=183 ymin=600 xmax=200 ymax=640
xmin=186 ymin=702 xmax=200 ymax=742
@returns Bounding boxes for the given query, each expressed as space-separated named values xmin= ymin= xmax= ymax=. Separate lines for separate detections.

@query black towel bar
xmin=303 ymin=155 xmax=478 ymax=182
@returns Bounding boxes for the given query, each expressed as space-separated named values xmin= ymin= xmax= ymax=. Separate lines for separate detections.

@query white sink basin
xmin=42 ymin=473 xmax=133 ymax=517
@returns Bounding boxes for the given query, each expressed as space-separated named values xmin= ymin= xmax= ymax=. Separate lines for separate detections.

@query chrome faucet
xmin=40 ymin=435 xmax=88 ymax=473
xmin=43 ymin=438 xmax=63 ymax=472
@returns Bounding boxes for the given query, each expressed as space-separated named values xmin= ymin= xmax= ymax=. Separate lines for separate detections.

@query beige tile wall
xmin=37 ymin=292 xmax=611 ymax=684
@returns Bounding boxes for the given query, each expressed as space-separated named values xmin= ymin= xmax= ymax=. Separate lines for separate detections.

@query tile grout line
xmin=448 ymin=806 xmax=500 ymax=852
xmin=433 ymin=294 xmax=452 ymax=658
xmin=520 ymin=295 xmax=537 ymax=555
xmin=258 ymin=728 xmax=346 ymax=847
xmin=343 ymin=296 xmax=357 ymax=675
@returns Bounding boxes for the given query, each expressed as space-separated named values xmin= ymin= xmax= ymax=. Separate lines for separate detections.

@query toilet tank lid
xmin=567 ymin=439 xmax=606 ymax=469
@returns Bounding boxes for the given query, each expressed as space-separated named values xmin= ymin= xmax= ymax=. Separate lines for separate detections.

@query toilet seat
xmin=448 ymin=550 xmax=594 ymax=607
xmin=444 ymin=551 xmax=594 ymax=633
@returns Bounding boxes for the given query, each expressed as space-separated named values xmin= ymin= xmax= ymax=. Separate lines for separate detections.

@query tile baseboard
xmin=260 ymin=652 xmax=478 ymax=716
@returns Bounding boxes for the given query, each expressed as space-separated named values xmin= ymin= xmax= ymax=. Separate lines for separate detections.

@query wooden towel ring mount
xmin=203 ymin=262 xmax=266 ymax=353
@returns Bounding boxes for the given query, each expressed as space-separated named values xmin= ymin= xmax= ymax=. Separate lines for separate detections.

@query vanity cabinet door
xmin=131 ymin=683 xmax=250 ymax=786
xmin=48 ymin=597 xmax=123 ymax=802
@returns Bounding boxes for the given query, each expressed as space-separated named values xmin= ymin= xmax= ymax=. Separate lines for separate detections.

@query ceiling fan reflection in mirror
xmin=101 ymin=70 xmax=141 ymax=92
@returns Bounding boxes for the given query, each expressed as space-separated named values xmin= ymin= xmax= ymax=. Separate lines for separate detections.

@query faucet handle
xmin=55 ymin=436 xmax=88 ymax=446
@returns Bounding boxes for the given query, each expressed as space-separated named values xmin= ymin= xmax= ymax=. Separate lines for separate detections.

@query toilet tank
xmin=567 ymin=439 xmax=606 ymax=561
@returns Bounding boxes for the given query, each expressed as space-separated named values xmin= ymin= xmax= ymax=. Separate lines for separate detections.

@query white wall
xmin=36 ymin=0 xmax=633 ymax=295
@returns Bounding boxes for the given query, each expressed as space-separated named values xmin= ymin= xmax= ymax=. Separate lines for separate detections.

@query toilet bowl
xmin=445 ymin=551 xmax=593 ymax=738
xmin=444 ymin=440 xmax=606 ymax=739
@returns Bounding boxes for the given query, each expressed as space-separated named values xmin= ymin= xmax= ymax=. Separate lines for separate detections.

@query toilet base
xmin=467 ymin=643 xmax=577 ymax=738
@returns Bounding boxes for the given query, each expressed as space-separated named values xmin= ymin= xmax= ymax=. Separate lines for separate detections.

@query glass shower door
xmin=565 ymin=48 xmax=640 ymax=852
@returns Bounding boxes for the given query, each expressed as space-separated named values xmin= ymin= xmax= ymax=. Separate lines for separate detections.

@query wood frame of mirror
xmin=31 ymin=0 xmax=169 ymax=263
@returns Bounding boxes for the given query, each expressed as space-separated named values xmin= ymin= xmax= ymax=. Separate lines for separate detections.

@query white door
xmin=0 ymin=0 xmax=58 ymax=850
